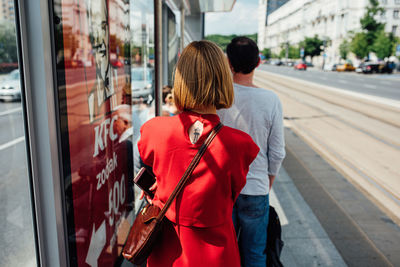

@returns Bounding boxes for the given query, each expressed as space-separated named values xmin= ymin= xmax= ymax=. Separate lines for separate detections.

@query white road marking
xmin=269 ymin=188 xmax=289 ymax=226
xmin=0 ymin=136 xmax=25 ymax=151
xmin=0 ymin=107 xmax=22 ymax=116
xmin=380 ymin=81 xmax=390 ymax=85
xmin=338 ymin=79 xmax=348 ymax=84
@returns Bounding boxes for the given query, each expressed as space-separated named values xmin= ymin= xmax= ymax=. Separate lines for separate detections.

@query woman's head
xmin=173 ymin=40 xmax=233 ymax=112
xmin=162 ymin=85 xmax=173 ymax=104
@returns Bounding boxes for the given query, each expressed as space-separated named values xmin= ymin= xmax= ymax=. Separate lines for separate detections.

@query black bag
xmin=266 ymin=206 xmax=284 ymax=267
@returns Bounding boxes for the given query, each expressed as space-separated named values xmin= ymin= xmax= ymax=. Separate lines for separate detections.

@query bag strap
xmin=155 ymin=122 xmax=223 ymax=221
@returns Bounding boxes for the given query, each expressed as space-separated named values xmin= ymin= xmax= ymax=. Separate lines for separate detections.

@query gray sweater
xmin=217 ymin=83 xmax=286 ymax=195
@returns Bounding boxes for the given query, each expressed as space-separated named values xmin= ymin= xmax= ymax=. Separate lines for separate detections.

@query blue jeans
xmin=232 ymin=194 xmax=269 ymax=267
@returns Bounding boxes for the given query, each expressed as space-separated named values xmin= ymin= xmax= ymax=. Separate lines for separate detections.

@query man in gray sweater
xmin=217 ymin=37 xmax=286 ymax=267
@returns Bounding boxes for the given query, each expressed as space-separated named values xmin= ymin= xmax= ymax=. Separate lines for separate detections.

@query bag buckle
xmin=141 ymin=206 xmax=148 ymax=215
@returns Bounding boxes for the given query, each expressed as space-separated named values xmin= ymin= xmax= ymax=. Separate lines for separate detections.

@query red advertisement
xmin=53 ymin=0 xmax=133 ymax=266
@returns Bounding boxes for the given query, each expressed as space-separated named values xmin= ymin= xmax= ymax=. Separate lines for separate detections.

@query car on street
xmin=294 ymin=61 xmax=307 ymax=70
xmin=323 ymin=63 xmax=338 ymax=71
xmin=0 ymin=69 xmax=21 ymax=101
xmin=304 ymin=61 xmax=314 ymax=68
xmin=286 ymin=61 xmax=295 ymax=67
xmin=131 ymin=67 xmax=154 ymax=101
xmin=336 ymin=63 xmax=356 ymax=72
xmin=356 ymin=62 xmax=394 ymax=74
xmin=356 ymin=62 xmax=379 ymax=73
xmin=270 ymin=59 xmax=283 ymax=66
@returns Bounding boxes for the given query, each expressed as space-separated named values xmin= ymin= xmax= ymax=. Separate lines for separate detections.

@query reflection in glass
xmin=53 ymin=0 xmax=133 ymax=266
xmin=167 ymin=8 xmax=179 ymax=86
xmin=0 ymin=69 xmax=21 ymax=101
xmin=0 ymin=10 xmax=38 ymax=267
xmin=131 ymin=0 xmax=155 ymax=172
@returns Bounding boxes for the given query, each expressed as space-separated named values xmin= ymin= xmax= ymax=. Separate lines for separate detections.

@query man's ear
xmin=256 ymin=57 xmax=261 ymax=68
xmin=227 ymin=58 xmax=235 ymax=73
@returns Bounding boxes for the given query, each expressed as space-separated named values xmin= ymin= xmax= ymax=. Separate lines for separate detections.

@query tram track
xmin=256 ymin=70 xmax=400 ymax=128
xmin=254 ymin=70 xmax=400 ymax=224
xmin=255 ymin=72 xmax=400 ymax=150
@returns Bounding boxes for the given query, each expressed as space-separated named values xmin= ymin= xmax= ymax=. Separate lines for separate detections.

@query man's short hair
xmin=173 ymin=40 xmax=234 ymax=111
xmin=227 ymin=37 xmax=259 ymax=74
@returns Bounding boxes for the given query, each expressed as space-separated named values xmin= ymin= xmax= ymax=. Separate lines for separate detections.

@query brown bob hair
xmin=173 ymin=40 xmax=234 ymax=111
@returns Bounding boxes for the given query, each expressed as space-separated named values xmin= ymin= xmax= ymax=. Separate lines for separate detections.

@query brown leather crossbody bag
xmin=122 ymin=123 xmax=223 ymax=265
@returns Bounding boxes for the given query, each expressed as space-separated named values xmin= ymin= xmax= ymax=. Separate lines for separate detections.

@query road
xmin=0 ymin=101 xmax=37 ymax=267
xmin=259 ymin=64 xmax=400 ymax=101
xmin=254 ymin=69 xmax=400 ymax=225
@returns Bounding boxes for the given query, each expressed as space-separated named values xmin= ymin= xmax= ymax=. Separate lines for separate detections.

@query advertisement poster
xmin=53 ymin=0 xmax=133 ymax=266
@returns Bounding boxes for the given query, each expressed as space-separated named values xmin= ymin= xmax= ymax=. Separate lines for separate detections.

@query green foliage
xmin=261 ymin=48 xmax=272 ymax=59
xmin=0 ymin=22 xmax=18 ymax=63
xmin=279 ymin=46 xmax=286 ymax=59
xmin=360 ymin=0 xmax=385 ymax=34
xmin=339 ymin=39 xmax=350 ymax=59
xmin=351 ymin=0 xmax=386 ymax=58
xmin=351 ymin=32 xmax=369 ymax=58
xmin=271 ymin=52 xmax=280 ymax=59
xmin=361 ymin=0 xmax=385 ymax=53
xmin=205 ymin=33 xmax=257 ymax=51
xmin=373 ymin=31 xmax=395 ymax=59
xmin=278 ymin=44 xmax=300 ymax=59
xmin=289 ymin=45 xmax=300 ymax=59
xmin=299 ymin=35 xmax=323 ymax=59
xmin=389 ymin=34 xmax=400 ymax=56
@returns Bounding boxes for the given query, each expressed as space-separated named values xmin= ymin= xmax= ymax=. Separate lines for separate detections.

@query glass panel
xmin=0 ymin=4 xmax=38 ymax=267
xmin=130 ymin=0 xmax=155 ymax=173
xmin=167 ymin=8 xmax=178 ymax=87
xmin=52 ymin=0 xmax=133 ymax=266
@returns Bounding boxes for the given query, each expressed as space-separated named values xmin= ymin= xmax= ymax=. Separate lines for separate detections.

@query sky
xmin=204 ymin=0 xmax=259 ymax=36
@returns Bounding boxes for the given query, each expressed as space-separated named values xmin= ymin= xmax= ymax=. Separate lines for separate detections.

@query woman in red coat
xmin=137 ymin=40 xmax=259 ymax=267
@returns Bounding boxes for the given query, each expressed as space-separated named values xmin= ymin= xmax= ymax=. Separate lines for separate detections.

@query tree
xmin=351 ymin=32 xmax=369 ymax=59
xmin=373 ymin=30 xmax=393 ymax=59
xmin=360 ymin=0 xmax=385 ymax=50
xmin=278 ymin=45 xmax=286 ymax=59
xmin=261 ymin=48 xmax=272 ymax=59
xmin=205 ymin=33 xmax=257 ymax=51
xmin=0 ymin=22 xmax=18 ymax=63
xmin=277 ymin=43 xmax=300 ymax=59
xmin=299 ymin=35 xmax=323 ymax=60
xmin=389 ymin=33 xmax=400 ymax=57
xmin=339 ymin=39 xmax=351 ymax=60
xmin=271 ymin=52 xmax=280 ymax=59
xmin=288 ymin=45 xmax=300 ymax=59
xmin=350 ymin=0 xmax=385 ymax=58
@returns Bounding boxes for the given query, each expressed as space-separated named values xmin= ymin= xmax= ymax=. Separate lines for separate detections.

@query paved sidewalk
xmin=282 ymin=127 xmax=400 ymax=266
xmin=271 ymin=168 xmax=347 ymax=267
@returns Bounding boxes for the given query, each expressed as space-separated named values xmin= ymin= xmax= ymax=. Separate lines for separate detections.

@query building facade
xmin=266 ymin=0 xmax=290 ymax=24
xmin=0 ymin=0 xmax=14 ymax=21
xmin=258 ymin=0 xmax=400 ymax=65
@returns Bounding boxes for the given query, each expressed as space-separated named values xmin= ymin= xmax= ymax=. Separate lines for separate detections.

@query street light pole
xmin=322 ymin=38 xmax=326 ymax=70
xmin=285 ymin=41 xmax=289 ymax=63
xmin=154 ymin=0 xmax=162 ymax=116
xmin=180 ymin=3 xmax=185 ymax=53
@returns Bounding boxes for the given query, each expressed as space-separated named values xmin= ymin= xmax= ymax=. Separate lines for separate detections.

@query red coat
xmin=138 ymin=111 xmax=259 ymax=267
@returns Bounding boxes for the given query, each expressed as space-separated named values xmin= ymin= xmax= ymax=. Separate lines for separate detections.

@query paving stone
xmin=283 ymin=127 xmax=398 ymax=266
xmin=271 ymin=168 xmax=347 ymax=266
